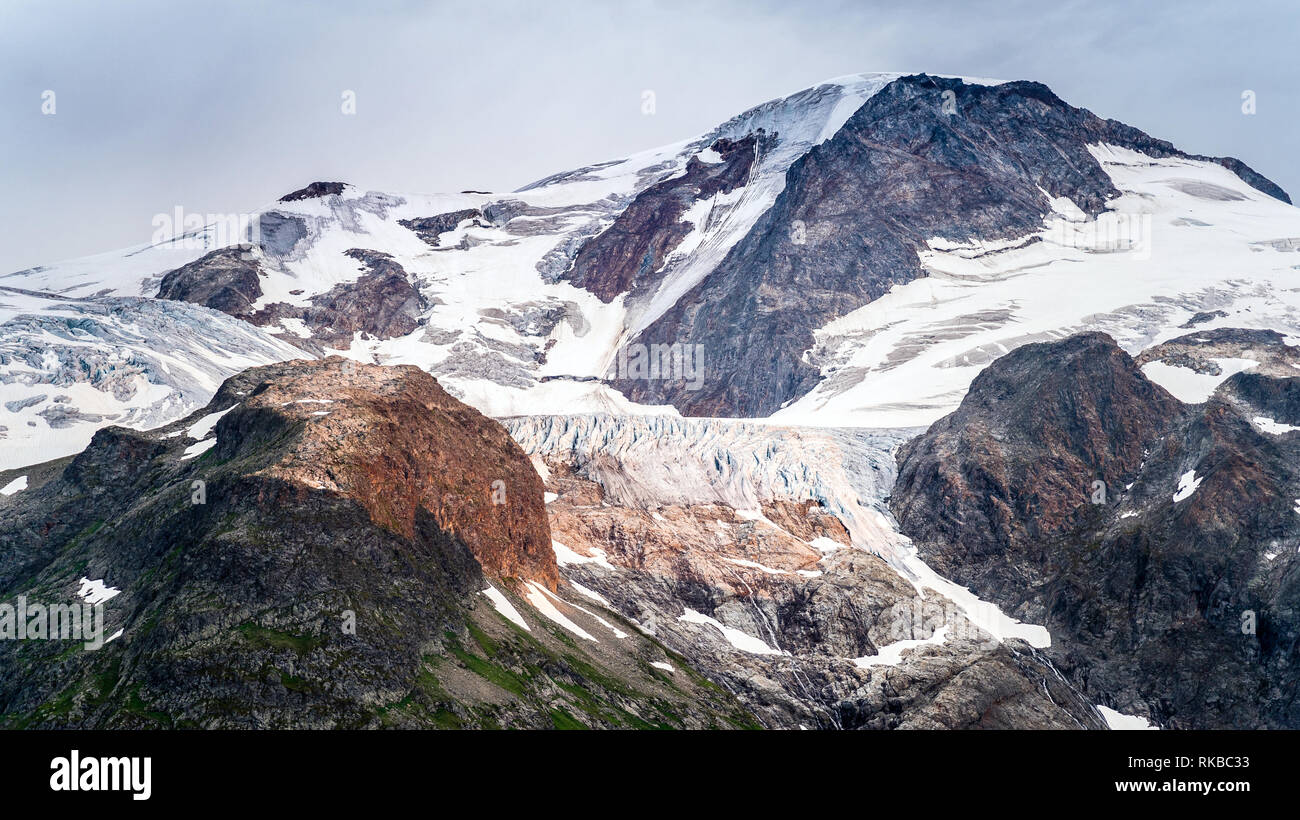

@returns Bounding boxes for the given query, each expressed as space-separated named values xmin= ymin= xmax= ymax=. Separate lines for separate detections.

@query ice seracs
xmin=4 ymin=75 xmax=1297 ymax=466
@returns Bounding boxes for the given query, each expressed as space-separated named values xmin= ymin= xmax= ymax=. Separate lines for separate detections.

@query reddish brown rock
xmin=564 ymin=136 xmax=758 ymax=302
xmin=220 ymin=357 xmax=558 ymax=588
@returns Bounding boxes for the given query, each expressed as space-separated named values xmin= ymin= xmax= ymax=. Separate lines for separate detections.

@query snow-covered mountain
xmin=4 ymin=72 xmax=1295 ymax=470
xmin=777 ymin=143 xmax=1300 ymax=427
xmin=1 ymin=73 xmax=918 ymax=468
xmin=3 ymin=70 xmax=1296 ymax=729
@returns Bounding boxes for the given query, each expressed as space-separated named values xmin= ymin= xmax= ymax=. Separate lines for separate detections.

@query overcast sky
xmin=2 ymin=0 xmax=1296 ymax=273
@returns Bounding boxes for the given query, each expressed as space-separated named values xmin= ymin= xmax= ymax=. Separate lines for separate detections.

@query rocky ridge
xmin=891 ymin=331 xmax=1300 ymax=728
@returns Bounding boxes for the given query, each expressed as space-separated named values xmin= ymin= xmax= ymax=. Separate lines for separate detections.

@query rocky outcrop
xmin=0 ymin=359 xmax=761 ymax=728
xmin=399 ymin=209 xmax=483 ymax=248
xmin=891 ymin=331 xmax=1300 ymax=728
xmin=1135 ymin=327 xmax=1300 ymax=381
xmin=615 ymin=74 xmax=1290 ymax=417
xmin=251 ymin=249 xmax=428 ymax=350
xmin=564 ymin=136 xmax=759 ymax=302
xmin=279 ymin=181 xmax=347 ymax=201
xmin=158 ymin=248 xmax=427 ymax=352
xmin=213 ymin=357 xmax=558 ymax=586
xmin=893 ymin=332 xmax=1182 ymax=562
xmin=155 ymin=246 xmax=262 ymax=317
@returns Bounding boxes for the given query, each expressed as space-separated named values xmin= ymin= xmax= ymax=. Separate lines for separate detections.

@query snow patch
xmin=186 ymin=404 xmax=238 ymax=440
xmin=1097 ymin=705 xmax=1157 ymax=730
xmin=808 ymin=537 xmax=843 ymax=554
xmin=77 ymin=577 xmax=121 ymax=606
xmin=570 ymin=582 xmax=612 ymax=608
xmin=543 ymin=586 xmax=628 ymax=639
xmin=481 ymin=584 xmax=529 ymax=631
xmin=524 ymin=581 xmax=599 ymax=642
xmin=1141 ymin=359 xmax=1257 ymax=403
xmin=678 ymin=607 xmax=782 ymax=655
xmin=0 ymin=475 xmax=28 ymax=496
xmin=1253 ymin=416 xmax=1300 ymax=435
xmin=180 ymin=439 xmax=216 ymax=460
xmin=276 ymin=317 xmax=314 ymax=339
xmin=552 ymin=539 xmax=615 ymax=570
xmin=1173 ymin=469 xmax=1202 ymax=503
xmin=724 ymin=558 xmax=788 ymax=575
xmin=854 ymin=625 xmax=950 ymax=669
xmin=529 ymin=454 xmax=551 ymax=483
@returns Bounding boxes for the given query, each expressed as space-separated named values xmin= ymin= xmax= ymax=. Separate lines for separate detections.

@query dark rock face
xmin=399 ymin=209 xmax=482 ymax=248
xmin=1226 ymin=372 xmax=1300 ymax=425
xmin=563 ymin=136 xmax=759 ymax=302
xmin=1216 ymin=157 xmax=1291 ymax=204
xmin=251 ymin=249 xmax=428 ymax=351
xmin=155 ymin=247 xmax=262 ymax=317
xmin=0 ymin=359 xmax=754 ymax=728
xmin=613 ymin=74 xmax=1289 ymax=418
xmin=893 ymin=332 xmax=1182 ymax=560
xmin=279 ymin=181 xmax=347 ymax=201
xmin=836 ymin=640 xmax=1103 ymax=730
xmin=158 ymin=248 xmax=427 ymax=352
xmin=891 ymin=331 xmax=1300 ymax=728
xmin=1181 ymin=310 xmax=1230 ymax=328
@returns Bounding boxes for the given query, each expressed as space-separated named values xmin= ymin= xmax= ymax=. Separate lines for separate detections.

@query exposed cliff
xmin=892 ymin=331 xmax=1300 ymax=728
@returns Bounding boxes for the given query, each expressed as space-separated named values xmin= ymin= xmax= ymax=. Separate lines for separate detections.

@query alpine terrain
xmin=2 ymin=72 xmax=1297 ymax=729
